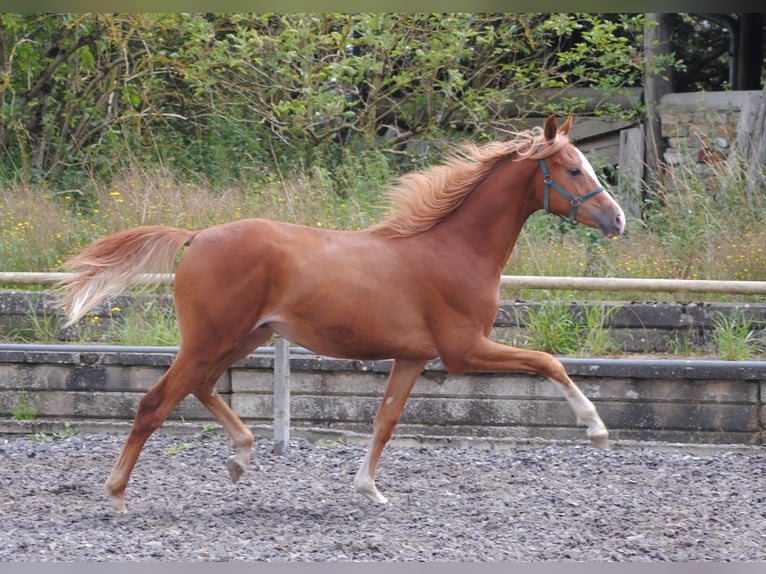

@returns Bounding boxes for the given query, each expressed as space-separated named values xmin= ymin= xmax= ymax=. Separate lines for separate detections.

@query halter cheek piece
xmin=539 ymin=158 xmax=604 ymax=224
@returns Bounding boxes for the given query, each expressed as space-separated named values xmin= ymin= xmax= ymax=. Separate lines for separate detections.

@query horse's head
xmin=533 ymin=115 xmax=625 ymax=238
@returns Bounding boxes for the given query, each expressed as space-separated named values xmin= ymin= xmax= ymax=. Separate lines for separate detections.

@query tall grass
xmin=109 ymin=301 xmax=180 ymax=347
xmin=523 ymin=301 xmax=584 ymax=354
xmin=711 ymin=309 xmax=762 ymax=360
xmin=520 ymin=300 xmax=619 ymax=355
xmin=0 ymin=160 xmax=387 ymax=277
xmin=2 ymin=145 xmax=765 ymax=303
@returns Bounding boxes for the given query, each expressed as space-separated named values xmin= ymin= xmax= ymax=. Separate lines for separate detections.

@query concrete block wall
xmin=230 ymin=355 xmax=765 ymax=445
xmin=1 ymin=347 xmax=763 ymax=445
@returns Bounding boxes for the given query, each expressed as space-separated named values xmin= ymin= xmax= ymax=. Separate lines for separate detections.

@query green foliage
xmin=523 ymin=300 xmax=585 ymax=355
xmin=521 ymin=301 xmax=619 ymax=356
xmin=27 ymin=422 xmax=79 ymax=443
xmin=0 ymin=13 xmax=658 ymax=189
xmin=581 ymin=304 xmax=619 ymax=356
xmin=539 ymin=14 xmax=645 ymax=89
xmin=11 ymin=390 xmax=36 ymax=421
xmin=8 ymin=304 xmax=62 ymax=343
xmin=0 ymin=14 xmax=171 ymax=184
xmin=666 ymin=330 xmax=695 ymax=356
xmin=635 ymin=146 xmax=766 ymax=284
xmin=711 ymin=310 xmax=762 ymax=361
xmin=109 ymin=301 xmax=179 ymax=347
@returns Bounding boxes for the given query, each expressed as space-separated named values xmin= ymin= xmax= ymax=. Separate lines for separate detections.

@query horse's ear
xmin=543 ymin=115 xmax=558 ymax=141
xmin=559 ymin=113 xmax=573 ymax=135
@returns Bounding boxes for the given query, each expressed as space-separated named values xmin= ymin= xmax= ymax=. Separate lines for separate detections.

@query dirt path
xmin=1 ymin=431 xmax=765 ymax=561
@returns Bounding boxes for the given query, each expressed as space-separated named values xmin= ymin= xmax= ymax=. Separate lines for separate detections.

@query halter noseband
xmin=540 ymin=158 xmax=604 ymax=224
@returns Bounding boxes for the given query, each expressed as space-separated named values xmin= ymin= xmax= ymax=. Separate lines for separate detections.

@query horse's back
xmin=171 ymin=218 xmax=440 ymax=360
xmin=178 ymin=218 xmax=384 ymax=283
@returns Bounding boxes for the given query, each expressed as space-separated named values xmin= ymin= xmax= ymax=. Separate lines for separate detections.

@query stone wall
xmin=2 ymin=290 xmax=765 ymax=445
xmin=659 ymin=90 xmax=765 ymax=179
xmin=0 ymin=346 xmax=764 ymax=445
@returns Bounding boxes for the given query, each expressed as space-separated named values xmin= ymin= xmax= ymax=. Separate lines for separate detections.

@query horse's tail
xmin=58 ymin=225 xmax=197 ymax=327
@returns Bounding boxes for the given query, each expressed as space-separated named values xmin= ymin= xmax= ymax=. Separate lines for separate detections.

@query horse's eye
xmin=567 ymin=167 xmax=582 ymax=176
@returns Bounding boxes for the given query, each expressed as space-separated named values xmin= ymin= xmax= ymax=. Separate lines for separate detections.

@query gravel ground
xmin=1 ymin=430 xmax=765 ymax=562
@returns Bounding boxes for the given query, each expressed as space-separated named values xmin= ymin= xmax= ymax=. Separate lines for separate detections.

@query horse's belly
xmin=266 ymin=305 xmax=437 ymax=362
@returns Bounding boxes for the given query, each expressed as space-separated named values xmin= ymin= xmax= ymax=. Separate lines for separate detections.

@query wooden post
xmin=643 ymin=13 xmax=674 ymax=186
xmin=618 ymin=127 xmax=644 ymax=219
xmin=735 ymin=87 xmax=766 ymax=200
xmin=272 ymin=336 xmax=291 ymax=454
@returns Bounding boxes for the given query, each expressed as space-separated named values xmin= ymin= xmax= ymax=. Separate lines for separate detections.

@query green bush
xmin=1 ymin=13 xmax=657 ymax=189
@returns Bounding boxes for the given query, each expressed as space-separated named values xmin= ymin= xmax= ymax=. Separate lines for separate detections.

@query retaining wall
xmin=1 ymin=346 xmax=764 ymax=445
xmin=2 ymin=290 xmax=765 ymax=445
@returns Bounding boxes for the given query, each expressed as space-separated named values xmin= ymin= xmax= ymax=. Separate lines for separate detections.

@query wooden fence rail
xmin=3 ymin=272 xmax=766 ymax=296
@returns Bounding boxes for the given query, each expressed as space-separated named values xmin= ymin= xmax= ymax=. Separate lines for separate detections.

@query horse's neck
xmin=430 ymin=158 xmax=538 ymax=276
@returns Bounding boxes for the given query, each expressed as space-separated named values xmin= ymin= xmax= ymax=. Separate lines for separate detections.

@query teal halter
xmin=540 ymin=158 xmax=604 ymax=224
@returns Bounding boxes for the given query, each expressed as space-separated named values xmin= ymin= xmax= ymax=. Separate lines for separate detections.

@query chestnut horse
xmin=60 ymin=115 xmax=625 ymax=513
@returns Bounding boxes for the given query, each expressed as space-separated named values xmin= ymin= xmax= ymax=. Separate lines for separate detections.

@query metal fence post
xmin=273 ymin=336 xmax=291 ymax=454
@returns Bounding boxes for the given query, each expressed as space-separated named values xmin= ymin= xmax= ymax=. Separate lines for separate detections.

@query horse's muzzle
xmin=595 ymin=203 xmax=625 ymax=238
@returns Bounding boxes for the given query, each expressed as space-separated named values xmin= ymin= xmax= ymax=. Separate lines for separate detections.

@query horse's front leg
xmin=354 ymin=358 xmax=427 ymax=503
xmin=442 ymin=338 xmax=609 ymax=449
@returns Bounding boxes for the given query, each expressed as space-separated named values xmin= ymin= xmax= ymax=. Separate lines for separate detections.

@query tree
xmin=0 ymin=14 xmax=198 ymax=183
xmin=0 ymin=13 xmax=661 ymax=187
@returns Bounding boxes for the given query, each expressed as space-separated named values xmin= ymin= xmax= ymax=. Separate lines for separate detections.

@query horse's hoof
xmin=355 ymin=484 xmax=389 ymax=504
xmin=589 ymin=432 xmax=611 ymax=450
xmin=594 ymin=438 xmax=612 ymax=450
xmin=108 ymin=494 xmax=128 ymax=513
xmin=227 ymin=455 xmax=246 ymax=483
xmin=105 ymin=482 xmax=128 ymax=513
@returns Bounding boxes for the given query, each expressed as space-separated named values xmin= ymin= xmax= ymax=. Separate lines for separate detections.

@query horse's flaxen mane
xmin=369 ymin=126 xmax=570 ymax=238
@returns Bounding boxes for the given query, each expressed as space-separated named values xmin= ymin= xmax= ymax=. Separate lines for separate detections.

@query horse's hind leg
xmin=354 ymin=358 xmax=426 ymax=504
xmin=106 ymin=324 xmax=272 ymax=513
xmin=105 ymin=356 xmax=199 ymax=513
xmin=194 ymin=389 xmax=253 ymax=483
xmin=192 ymin=325 xmax=276 ymax=483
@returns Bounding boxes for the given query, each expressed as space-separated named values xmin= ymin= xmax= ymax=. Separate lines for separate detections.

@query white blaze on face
xmin=575 ymin=148 xmax=606 ymax=190
xmin=575 ymin=148 xmax=626 ymax=234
